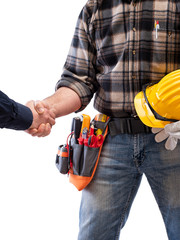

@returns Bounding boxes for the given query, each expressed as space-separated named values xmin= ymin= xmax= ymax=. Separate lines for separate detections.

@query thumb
xmin=34 ymin=100 xmax=44 ymax=114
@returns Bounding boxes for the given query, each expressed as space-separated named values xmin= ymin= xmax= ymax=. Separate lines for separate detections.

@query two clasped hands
xmin=25 ymin=87 xmax=82 ymax=137
xmin=25 ymin=99 xmax=56 ymax=137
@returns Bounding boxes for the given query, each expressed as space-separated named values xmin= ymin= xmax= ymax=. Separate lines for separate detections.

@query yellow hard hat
xmin=134 ymin=69 xmax=180 ymax=128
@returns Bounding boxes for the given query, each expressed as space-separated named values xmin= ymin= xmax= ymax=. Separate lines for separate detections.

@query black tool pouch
xmin=69 ymin=122 xmax=109 ymax=191
xmin=72 ymin=144 xmax=100 ymax=176
xmin=55 ymin=115 xmax=109 ymax=191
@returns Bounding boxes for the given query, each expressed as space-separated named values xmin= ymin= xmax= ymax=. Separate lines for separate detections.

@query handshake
xmin=24 ymin=87 xmax=82 ymax=137
xmin=26 ymin=100 xmax=56 ymax=137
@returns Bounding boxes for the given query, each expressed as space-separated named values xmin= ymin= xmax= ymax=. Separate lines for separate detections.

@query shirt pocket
xmin=150 ymin=2 xmax=180 ymax=75
xmin=152 ymin=21 xmax=171 ymax=41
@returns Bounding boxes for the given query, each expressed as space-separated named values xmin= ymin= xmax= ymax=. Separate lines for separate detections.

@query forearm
xmin=43 ymin=87 xmax=82 ymax=118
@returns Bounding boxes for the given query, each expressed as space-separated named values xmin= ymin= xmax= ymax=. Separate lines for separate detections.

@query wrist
xmin=43 ymin=87 xmax=81 ymax=118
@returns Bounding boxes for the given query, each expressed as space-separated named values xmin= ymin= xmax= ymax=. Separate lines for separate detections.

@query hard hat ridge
xmin=134 ymin=69 xmax=180 ymax=128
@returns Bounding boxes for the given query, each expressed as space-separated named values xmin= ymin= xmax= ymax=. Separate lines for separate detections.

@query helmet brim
xmin=134 ymin=90 xmax=171 ymax=128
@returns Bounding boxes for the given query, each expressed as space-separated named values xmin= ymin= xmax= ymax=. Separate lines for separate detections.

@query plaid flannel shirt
xmin=56 ymin=0 xmax=180 ymax=117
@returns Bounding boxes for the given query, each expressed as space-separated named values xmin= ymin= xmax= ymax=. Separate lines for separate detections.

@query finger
xmin=48 ymin=117 xmax=56 ymax=126
xmin=151 ymin=128 xmax=163 ymax=134
xmin=165 ymin=136 xmax=178 ymax=151
xmin=154 ymin=129 xmax=169 ymax=142
xmin=34 ymin=101 xmax=56 ymax=125
xmin=34 ymin=123 xmax=51 ymax=137
xmin=34 ymin=124 xmax=46 ymax=137
xmin=30 ymin=129 xmax=38 ymax=135
xmin=34 ymin=100 xmax=45 ymax=114
xmin=42 ymin=123 xmax=51 ymax=137
xmin=25 ymin=128 xmax=38 ymax=136
xmin=27 ymin=124 xmax=46 ymax=137
xmin=38 ymin=123 xmax=51 ymax=137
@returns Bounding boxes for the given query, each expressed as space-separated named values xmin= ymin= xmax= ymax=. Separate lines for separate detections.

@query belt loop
xmin=127 ymin=118 xmax=132 ymax=133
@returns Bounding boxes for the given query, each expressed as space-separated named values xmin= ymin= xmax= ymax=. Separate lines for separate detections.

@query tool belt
xmin=55 ymin=114 xmax=151 ymax=191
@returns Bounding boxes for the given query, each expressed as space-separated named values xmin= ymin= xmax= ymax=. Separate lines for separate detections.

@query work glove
xmin=152 ymin=121 xmax=180 ymax=151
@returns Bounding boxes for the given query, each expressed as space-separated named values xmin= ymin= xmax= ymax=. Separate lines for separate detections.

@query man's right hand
xmin=25 ymin=87 xmax=82 ymax=137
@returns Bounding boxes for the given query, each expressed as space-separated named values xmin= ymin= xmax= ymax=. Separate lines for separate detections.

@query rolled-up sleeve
xmin=56 ymin=4 xmax=99 ymax=112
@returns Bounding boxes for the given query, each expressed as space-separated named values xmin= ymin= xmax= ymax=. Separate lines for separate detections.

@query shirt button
xmin=132 ymin=75 xmax=136 ymax=79
xmin=133 ymin=27 xmax=136 ymax=32
xmin=132 ymin=50 xmax=136 ymax=55
xmin=168 ymin=32 xmax=172 ymax=37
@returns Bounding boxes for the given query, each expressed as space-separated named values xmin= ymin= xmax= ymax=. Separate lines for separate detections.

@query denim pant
xmin=78 ymin=133 xmax=180 ymax=240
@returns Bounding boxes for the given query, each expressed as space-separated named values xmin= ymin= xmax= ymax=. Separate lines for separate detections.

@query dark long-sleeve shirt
xmin=0 ymin=90 xmax=33 ymax=130
xmin=56 ymin=0 xmax=180 ymax=117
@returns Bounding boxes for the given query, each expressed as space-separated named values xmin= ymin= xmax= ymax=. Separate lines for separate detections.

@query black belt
xmin=108 ymin=117 xmax=151 ymax=135
xmin=94 ymin=116 xmax=152 ymax=135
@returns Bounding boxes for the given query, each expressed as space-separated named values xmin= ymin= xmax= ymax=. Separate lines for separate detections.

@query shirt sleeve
xmin=0 ymin=91 xmax=33 ymax=130
xmin=55 ymin=2 xmax=99 ymax=112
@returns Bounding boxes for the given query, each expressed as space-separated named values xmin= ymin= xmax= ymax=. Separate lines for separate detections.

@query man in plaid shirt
xmin=27 ymin=0 xmax=180 ymax=239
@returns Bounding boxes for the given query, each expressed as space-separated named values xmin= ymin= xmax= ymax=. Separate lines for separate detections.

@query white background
xmin=0 ymin=1 xmax=168 ymax=239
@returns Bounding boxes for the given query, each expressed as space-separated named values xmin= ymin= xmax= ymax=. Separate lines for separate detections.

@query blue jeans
xmin=78 ymin=133 xmax=180 ymax=240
